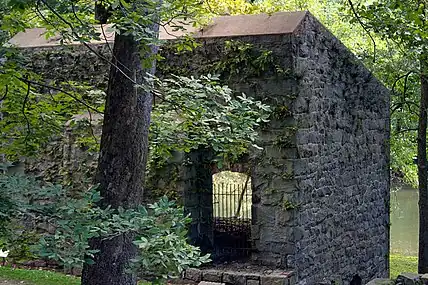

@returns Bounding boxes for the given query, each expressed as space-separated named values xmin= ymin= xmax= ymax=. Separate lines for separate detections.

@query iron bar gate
xmin=212 ymin=181 xmax=252 ymax=262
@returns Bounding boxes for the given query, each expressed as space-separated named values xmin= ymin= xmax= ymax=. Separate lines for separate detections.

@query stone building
xmin=9 ymin=11 xmax=390 ymax=285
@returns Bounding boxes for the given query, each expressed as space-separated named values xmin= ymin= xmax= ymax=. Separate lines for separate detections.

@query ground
xmin=0 ymin=254 xmax=419 ymax=284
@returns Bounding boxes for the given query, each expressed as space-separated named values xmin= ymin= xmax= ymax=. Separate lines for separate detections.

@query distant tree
xmin=348 ymin=0 xmax=428 ymax=272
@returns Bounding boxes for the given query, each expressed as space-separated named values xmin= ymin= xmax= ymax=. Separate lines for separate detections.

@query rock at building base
xmin=202 ymin=270 xmax=223 ymax=282
xmin=186 ymin=268 xmax=202 ymax=282
xmin=198 ymin=281 xmax=226 ymax=285
xmin=365 ymin=278 xmax=394 ymax=285
xmin=223 ymin=272 xmax=247 ymax=285
xmin=395 ymin=273 xmax=422 ymax=285
xmin=199 ymin=282 xmax=225 ymax=285
xmin=420 ymin=274 xmax=428 ymax=284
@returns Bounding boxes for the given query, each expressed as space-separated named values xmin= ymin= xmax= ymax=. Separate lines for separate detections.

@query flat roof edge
xmin=8 ymin=11 xmax=307 ymax=48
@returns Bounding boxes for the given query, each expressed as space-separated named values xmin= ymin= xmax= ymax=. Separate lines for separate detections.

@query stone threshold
xmin=184 ymin=268 xmax=295 ymax=285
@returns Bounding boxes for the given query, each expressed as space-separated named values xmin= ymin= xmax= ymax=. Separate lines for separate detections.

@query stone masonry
xmin=9 ymin=11 xmax=390 ymax=285
xmin=291 ymin=15 xmax=390 ymax=284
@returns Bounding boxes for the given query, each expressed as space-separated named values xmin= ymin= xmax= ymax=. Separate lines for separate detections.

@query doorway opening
xmin=212 ymin=171 xmax=252 ymax=262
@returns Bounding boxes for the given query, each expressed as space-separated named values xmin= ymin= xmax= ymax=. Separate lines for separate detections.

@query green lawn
xmin=390 ymin=254 xmax=418 ymax=279
xmin=0 ymin=266 xmax=153 ymax=285
xmin=0 ymin=266 xmax=80 ymax=285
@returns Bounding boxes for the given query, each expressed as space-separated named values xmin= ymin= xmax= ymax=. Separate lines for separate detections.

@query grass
xmin=0 ymin=266 xmax=80 ymax=285
xmin=390 ymin=254 xmax=418 ymax=279
xmin=0 ymin=266 xmax=153 ymax=285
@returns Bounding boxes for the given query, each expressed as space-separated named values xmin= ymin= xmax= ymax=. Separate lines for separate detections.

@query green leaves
xmin=0 ymin=174 xmax=210 ymax=278
xmin=148 ymin=74 xmax=271 ymax=168
xmin=0 ymin=75 xmax=104 ymax=160
xmin=348 ymin=0 xmax=426 ymax=184
xmin=355 ymin=0 xmax=427 ymax=56
xmin=130 ymin=197 xmax=210 ymax=280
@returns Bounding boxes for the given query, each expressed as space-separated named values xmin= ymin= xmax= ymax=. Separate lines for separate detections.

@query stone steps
xmin=184 ymin=268 xmax=295 ymax=285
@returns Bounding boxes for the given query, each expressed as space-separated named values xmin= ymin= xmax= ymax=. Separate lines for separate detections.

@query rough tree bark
xmin=419 ymin=54 xmax=428 ymax=273
xmin=81 ymin=4 xmax=160 ymax=284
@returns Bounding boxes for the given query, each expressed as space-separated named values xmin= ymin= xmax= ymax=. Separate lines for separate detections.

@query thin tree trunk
xmin=234 ymin=174 xmax=250 ymax=217
xmin=81 ymin=21 xmax=159 ymax=285
xmin=418 ymin=54 xmax=428 ymax=273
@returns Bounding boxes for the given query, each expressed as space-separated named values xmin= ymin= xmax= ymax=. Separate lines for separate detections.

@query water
xmin=391 ymin=183 xmax=419 ymax=256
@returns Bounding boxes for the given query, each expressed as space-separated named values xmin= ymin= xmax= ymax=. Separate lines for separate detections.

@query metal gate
xmin=212 ymin=181 xmax=252 ymax=262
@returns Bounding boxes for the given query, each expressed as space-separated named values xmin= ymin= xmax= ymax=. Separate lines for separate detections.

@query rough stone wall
xmin=291 ymin=14 xmax=390 ymax=284
xmin=162 ymin=18 xmax=390 ymax=283
xmin=159 ymin=35 xmax=302 ymax=268
xmin=23 ymin=35 xmax=303 ymax=268
xmin=24 ymin=44 xmax=110 ymax=89
xmin=181 ymin=147 xmax=214 ymax=254
xmin=21 ymin=44 xmax=109 ymax=189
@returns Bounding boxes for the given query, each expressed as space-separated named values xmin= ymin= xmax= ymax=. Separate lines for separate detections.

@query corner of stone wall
xmin=290 ymin=13 xmax=390 ymax=284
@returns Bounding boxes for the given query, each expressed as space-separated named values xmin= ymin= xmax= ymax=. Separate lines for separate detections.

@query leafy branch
xmin=17 ymin=77 xmax=103 ymax=114
xmin=0 ymin=174 xmax=210 ymax=278
xmin=22 ymin=80 xmax=31 ymax=147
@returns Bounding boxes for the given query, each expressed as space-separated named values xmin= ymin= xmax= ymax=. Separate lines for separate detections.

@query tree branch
xmin=71 ymin=1 xmax=87 ymax=28
xmin=22 ymin=81 xmax=32 ymax=146
xmin=347 ymin=0 xmax=377 ymax=62
xmin=17 ymin=77 xmax=103 ymax=114
xmin=37 ymin=0 xmax=137 ymax=85
xmin=87 ymin=108 xmax=99 ymax=146
xmin=391 ymin=101 xmax=420 ymax=116
xmin=391 ymin=70 xmax=417 ymax=96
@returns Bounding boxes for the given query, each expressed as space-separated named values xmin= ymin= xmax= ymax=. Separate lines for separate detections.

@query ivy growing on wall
xmin=158 ymin=39 xmax=288 ymax=81
xmin=212 ymin=40 xmax=287 ymax=80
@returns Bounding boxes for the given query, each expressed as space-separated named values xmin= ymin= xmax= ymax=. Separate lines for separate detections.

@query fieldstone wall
xmin=11 ymin=11 xmax=390 ymax=285
xmin=160 ymin=33 xmax=301 ymax=268
xmin=20 ymin=45 xmax=109 ymax=189
xmin=290 ymin=14 xmax=390 ymax=284
xmin=24 ymin=44 xmax=110 ymax=88
xmin=181 ymin=147 xmax=215 ymax=254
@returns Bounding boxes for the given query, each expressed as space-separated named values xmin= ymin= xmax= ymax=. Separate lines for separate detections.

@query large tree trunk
xmin=81 ymin=23 xmax=159 ymax=285
xmin=418 ymin=54 xmax=428 ymax=273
